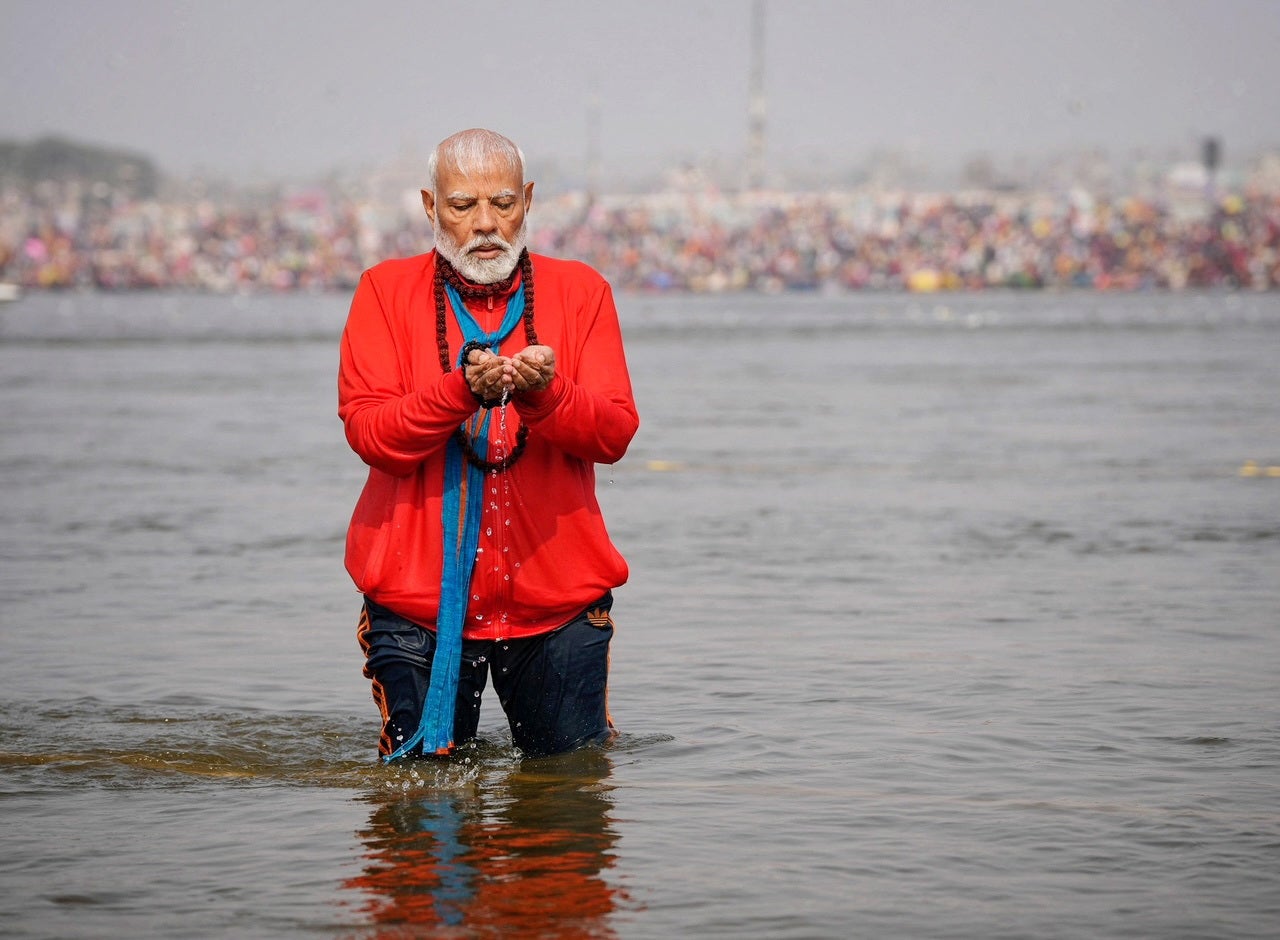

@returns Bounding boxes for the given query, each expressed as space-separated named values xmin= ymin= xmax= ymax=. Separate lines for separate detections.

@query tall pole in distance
xmin=1202 ymin=136 xmax=1221 ymax=212
xmin=746 ymin=0 xmax=767 ymax=190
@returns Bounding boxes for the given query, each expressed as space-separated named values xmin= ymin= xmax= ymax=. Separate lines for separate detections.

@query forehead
xmin=435 ymin=157 xmax=523 ymax=198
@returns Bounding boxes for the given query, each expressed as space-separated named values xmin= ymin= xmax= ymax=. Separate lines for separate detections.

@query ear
xmin=421 ymin=189 xmax=436 ymax=225
xmin=523 ymin=181 xmax=535 ymax=212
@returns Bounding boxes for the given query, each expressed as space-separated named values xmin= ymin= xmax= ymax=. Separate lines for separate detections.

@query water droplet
xmin=485 ymin=527 xmax=492 ymax=536
xmin=503 ymin=574 xmax=510 ymax=581
xmin=473 ymin=690 xmax=480 ymax=698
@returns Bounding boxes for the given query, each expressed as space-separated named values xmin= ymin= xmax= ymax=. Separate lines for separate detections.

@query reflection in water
xmin=344 ymin=747 xmax=627 ymax=937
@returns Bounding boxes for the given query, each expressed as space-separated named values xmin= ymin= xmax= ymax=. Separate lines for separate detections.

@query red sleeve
xmin=338 ymin=269 xmax=477 ymax=477
xmin=513 ymin=278 xmax=639 ymax=464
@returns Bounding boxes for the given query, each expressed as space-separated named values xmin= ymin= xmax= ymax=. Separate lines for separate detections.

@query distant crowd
xmin=3 ymin=178 xmax=1278 ymax=293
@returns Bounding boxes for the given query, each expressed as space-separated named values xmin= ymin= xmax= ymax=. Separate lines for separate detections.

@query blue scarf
xmin=383 ymin=279 xmax=526 ymax=761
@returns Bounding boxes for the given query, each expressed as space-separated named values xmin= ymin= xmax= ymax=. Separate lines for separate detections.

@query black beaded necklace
xmin=434 ymin=249 xmax=537 ymax=472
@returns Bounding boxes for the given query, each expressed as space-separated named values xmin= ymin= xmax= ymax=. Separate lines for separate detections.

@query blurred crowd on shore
xmin=3 ymin=176 xmax=1278 ymax=294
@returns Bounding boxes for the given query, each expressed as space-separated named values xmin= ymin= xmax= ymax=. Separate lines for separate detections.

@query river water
xmin=1 ymin=288 xmax=1278 ymax=938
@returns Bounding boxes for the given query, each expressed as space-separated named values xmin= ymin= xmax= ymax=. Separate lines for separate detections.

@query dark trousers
xmin=358 ymin=594 xmax=615 ymax=758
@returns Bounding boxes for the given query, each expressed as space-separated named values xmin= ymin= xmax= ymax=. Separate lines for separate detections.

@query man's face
xmin=422 ymin=160 xmax=534 ymax=283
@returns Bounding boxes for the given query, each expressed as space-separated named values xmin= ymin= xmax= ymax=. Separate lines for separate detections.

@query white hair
xmin=428 ymin=128 xmax=525 ymax=190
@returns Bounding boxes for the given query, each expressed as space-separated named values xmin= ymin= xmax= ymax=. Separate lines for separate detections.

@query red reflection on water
xmin=343 ymin=749 xmax=627 ymax=937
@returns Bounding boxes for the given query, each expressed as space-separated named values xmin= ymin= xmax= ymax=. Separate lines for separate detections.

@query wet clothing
xmin=339 ymin=250 xmax=638 ymax=640
xmin=339 ymin=249 xmax=636 ymax=756
xmin=358 ymin=594 xmax=616 ymax=758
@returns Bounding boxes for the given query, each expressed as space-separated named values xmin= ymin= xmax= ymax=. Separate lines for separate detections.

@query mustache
xmin=463 ymin=234 xmax=513 ymax=254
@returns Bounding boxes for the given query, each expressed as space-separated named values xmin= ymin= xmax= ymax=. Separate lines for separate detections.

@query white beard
xmin=434 ymin=220 xmax=528 ymax=284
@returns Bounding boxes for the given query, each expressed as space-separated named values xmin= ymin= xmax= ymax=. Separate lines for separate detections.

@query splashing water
xmin=494 ymin=395 xmax=515 ymax=632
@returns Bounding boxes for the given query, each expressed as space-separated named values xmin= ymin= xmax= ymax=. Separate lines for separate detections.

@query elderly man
xmin=339 ymin=128 xmax=638 ymax=760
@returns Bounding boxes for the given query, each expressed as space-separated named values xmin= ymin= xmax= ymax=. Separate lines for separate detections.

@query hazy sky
xmin=2 ymin=0 xmax=1277 ymax=182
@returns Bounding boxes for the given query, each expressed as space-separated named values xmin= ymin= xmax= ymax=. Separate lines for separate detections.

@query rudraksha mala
xmin=433 ymin=250 xmax=538 ymax=472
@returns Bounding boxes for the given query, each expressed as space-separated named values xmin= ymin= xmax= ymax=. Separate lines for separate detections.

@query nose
xmin=473 ymin=201 xmax=497 ymax=235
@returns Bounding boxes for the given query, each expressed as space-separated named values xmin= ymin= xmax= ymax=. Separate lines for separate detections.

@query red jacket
xmin=339 ymin=251 xmax=638 ymax=639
